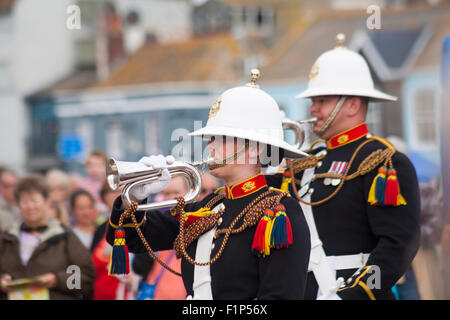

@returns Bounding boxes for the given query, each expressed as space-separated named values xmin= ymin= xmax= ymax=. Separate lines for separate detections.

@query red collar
xmin=225 ymin=174 xmax=267 ymax=199
xmin=326 ymin=123 xmax=369 ymax=149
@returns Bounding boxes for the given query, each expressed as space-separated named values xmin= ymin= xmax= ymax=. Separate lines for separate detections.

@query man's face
xmin=18 ymin=190 xmax=47 ymax=226
xmin=0 ymin=172 xmax=17 ymax=204
xmin=309 ymin=95 xmax=342 ymax=138
xmin=205 ymin=136 xmax=247 ymax=179
xmin=85 ymin=156 xmax=106 ymax=181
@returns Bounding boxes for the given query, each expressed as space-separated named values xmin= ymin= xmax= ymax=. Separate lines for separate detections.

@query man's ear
xmin=345 ymin=96 xmax=362 ymax=117
xmin=246 ymin=140 xmax=263 ymax=164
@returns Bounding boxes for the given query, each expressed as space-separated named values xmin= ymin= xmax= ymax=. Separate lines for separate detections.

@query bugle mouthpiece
xmin=298 ymin=117 xmax=317 ymax=124
xmin=191 ymin=157 xmax=217 ymax=167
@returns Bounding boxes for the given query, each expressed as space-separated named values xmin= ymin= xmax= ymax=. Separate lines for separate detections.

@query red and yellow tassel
xmin=368 ymin=166 xmax=406 ymax=206
xmin=252 ymin=204 xmax=293 ymax=257
xmin=108 ymin=227 xmax=130 ymax=275
xmin=384 ymin=169 xmax=407 ymax=206
xmin=252 ymin=208 xmax=275 ymax=257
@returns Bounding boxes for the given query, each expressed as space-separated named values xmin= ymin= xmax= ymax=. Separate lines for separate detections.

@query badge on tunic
xmin=324 ymin=161 xmax=348 ymax=186
xmin=242 ymin=181 xmax=256 ymax=192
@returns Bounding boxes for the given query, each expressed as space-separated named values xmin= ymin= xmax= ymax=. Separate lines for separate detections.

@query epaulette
xmin=284 ymin=135 xmax=406 ymax=207
xmin=268 ymin=186 xmax=291 ymax=195
xmin=365 ymin=136 xmax=406 ymax=207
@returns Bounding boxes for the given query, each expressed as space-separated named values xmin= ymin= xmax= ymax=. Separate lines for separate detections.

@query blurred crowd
xmin=0 ymin=150 xmax=220 ymax=300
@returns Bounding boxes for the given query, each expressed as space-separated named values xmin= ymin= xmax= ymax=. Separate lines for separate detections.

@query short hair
xmin=70 ymin=189 xmax=95 ymax=210
xmin=0 ymin=167 xmax=16 ymax=185
xmin=86 ymin=149 xmax=107 ymax=165
xmin=14 ymin=174 xmax=49 ymax=202
xmin=45 ymin=169 xmax=70 ymax=189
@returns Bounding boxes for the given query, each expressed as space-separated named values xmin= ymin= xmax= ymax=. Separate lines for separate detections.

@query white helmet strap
xmin=318 ymin=96 xmax=347 ymax=135
xmin=207 ymin=140 xmax=249 ymax=170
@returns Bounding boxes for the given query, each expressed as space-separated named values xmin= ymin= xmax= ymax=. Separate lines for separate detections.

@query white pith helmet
xmin=189 ymin=69 xmax=308 ymax=159
xmin=295 ymin=33 xmax=397 ymax=102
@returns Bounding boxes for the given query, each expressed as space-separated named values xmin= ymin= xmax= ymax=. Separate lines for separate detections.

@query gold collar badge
xmin=242 ymin=181 xmax=256 ymax=192
xmin=337 ymin=134 xmax=349 ymax=144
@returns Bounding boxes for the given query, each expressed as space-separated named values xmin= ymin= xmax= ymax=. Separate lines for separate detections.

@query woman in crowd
xmin=70 ymin=189 xmax=98 ymax=249
xmin=0 ymin=174 xmax=95 ymax=300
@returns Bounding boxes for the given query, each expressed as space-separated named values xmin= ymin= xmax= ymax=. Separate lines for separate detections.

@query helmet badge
xmin=245 ymin=68 xmax=261 ymax=89
xmin=309 ymin=61 xmax=319 ymax=81
xmin=209 ymin=96 xmax=222 ymax=119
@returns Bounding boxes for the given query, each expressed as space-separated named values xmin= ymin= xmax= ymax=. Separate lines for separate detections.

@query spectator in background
xmin=0 ymin=168 xmax=20 ymax=232
xmin=82 ymin=150 xmax=108 ymax=212
xmin=68 ymin=172 xmax=82 ymax=194
xmin=387 ymin=136 xmax=421 ymax=300
xmin=45 ymin=169 xmax=70 ymax=226
xmin=0 ymin=174 xmax=95 ymax=300
xmin=70 ymin=189 xmax=98 ymax=249
xmin=134 ymin=175 xmax=188 ymax=300
xmin=198 ymin=172 xmax=219 ymax=201
xmin=91 ymin=179 xmax=140 ymax=300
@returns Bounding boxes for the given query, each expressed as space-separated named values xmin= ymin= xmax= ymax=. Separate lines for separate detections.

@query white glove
xmin=129 ymin=155 xmax=175 ymax=201
xmin=317 ymin=293 xmax=342 ymax=300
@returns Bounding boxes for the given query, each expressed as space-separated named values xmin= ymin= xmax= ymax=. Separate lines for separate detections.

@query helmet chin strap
xmin=207 ymin=140 xmax=249 ymax=170
xmin=317 ymin=96 xmax=347 ymax=136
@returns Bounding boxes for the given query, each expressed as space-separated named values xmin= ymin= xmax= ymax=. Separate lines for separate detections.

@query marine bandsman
xmin=267 ymin=34 xmax=421 ymax=300
xmin=106 ymin=70 xmax=311 ymax=300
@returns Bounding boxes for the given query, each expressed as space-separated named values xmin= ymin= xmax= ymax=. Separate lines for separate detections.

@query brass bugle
xmin=282 ymin=117 xmax=317 ymax=150
xmin=107 ymin=157 xmax=216 ymax=211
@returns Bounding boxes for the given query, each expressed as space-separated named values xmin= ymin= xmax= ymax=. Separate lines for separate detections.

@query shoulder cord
xmin=287 ymin=138 xmax=395 ymax=206
xmin=175 ymin=190 xmax=288 ymax=267
xmin=119 ymin=190 xmax=288 ymax=274
xmin=118 ymin=204 xmax=183 ymax=276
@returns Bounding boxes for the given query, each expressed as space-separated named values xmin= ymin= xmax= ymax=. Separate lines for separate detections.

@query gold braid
xmin=174 ymin=190 xmax=288 ymax=266
xmin=117 ymin=202 xmax=182 ymax=276
xmin=288 ymin=138 xmax=395 ymax=206
xmin=116 ymin=189 xmax=289 ymax=276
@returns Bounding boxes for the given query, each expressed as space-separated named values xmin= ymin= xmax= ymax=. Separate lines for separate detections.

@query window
xmin=145 ymin=116 xmax=160 ymax=156
xmin=414 ymin=88 xmax=436 ymax=146
xmin=232 ymin=5 xmax=274 ymax=36
xmin=106 ymin=121 xmax=123 ymax=159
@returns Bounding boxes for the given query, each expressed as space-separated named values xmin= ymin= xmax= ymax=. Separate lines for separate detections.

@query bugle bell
xmin=106 ymin=158 xmax=214 ymax=211
xmin=282 ymin=117 xmax=317 ymax=151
